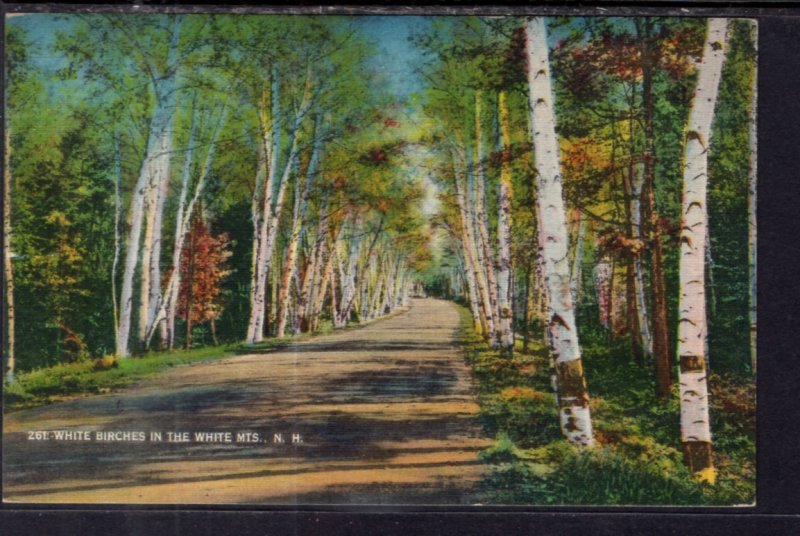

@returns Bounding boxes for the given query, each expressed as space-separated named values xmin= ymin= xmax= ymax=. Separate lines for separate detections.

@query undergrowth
xmin=458 ymin=305 xmax=755 ymax=506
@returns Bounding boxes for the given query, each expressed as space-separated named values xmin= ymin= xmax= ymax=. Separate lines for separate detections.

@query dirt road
xmin=3 ymin=298 xmax=490 ymax=504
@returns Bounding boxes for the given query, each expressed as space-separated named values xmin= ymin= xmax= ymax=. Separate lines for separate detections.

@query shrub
xmin=92 ymin=355 xmax=119 ymax=371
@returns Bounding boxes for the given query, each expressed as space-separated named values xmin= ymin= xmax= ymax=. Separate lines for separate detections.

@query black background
xmin=1 ymin=3 xmax=799 ymax=534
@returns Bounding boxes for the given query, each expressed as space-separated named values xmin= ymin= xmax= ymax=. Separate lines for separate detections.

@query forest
xmin=3 ymin=14 xmax=755 ymax=505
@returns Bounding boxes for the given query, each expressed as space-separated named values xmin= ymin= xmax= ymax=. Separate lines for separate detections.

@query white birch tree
xmin=747 ymin=21 xmax=757 ymax=374
xmin=525 ymin=16 xmax=594 ymax=447
xmin=496 ymin=90 xmax=515 ymax=354
xmin=116 ymin=16 xmax=184 ymax=357
xmin=676 ymin=18 xmax=729 ymax=483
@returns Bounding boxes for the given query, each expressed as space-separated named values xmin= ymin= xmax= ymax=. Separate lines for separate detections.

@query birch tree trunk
xmin=748 ymin=21 xmax=758 ymax=374
xmin=184 ymin=215 xmax=197 ymax=350
xmin=468 ymin=156 xmax=496 ymax=340
xmin=111 ymin=128 xmax=122 ymax=345
xmin=296 ymin=236 xmax=316 ymax=333
xmin=4 ymin=128 xmax=15 ymax=382
xmin=451 ymin=149 xmax=483 ymax=331
xmin=139 ymin=129 xmax=172 ymax=347
xmin=569 ymin=210 xmax=585 ymax=312
xmin=247 ymin=68 xmax=313 ymax=344
xmin=137 ymin=19 xmax=182 ymax=349
xmin=335 ymin=215 xmax=361 ymax=328
xmin=310 ymin=233 xmax=335 ymax=332
xmin=525 ymin=16 xmax=594 ymax=447
xmin=594 ymin=259 xmax=612 ymax=330
xmin=276 ymin=132 xmax=319 ymax=337
xmin=116 ymin=18 xmax=183 ymax=358
xmin=474 ymin=91 xmax=500 ymax=346
xmin=632 ymin=164 xmax=653 ymax=359
xmin=247 ymin=75 xmax=280 ymax=344
xmin=145 ymin=106 xmax=226 ymax=348
xmin=307 ymin=208 xmax=333 ymax=333
xmin=496 ymin=90 xmax=514 ymax=354
xmin=457 ymin=148 xmax=491 ymax=336
xmin=165 ymin=102 xmax=197 ymax=349
xmin=370 ymin=267 xmax=385 ymax=319
xmin=677 ymin=18 xmax=728 ymax=483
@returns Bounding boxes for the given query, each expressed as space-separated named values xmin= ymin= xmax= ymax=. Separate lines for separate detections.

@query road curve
xmin=3 ymin=298 xmax=490 ymax=504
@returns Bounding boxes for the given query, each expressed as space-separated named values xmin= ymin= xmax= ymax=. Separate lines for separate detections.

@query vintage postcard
xmin=2 ymin=12 xmax=755 ymax=506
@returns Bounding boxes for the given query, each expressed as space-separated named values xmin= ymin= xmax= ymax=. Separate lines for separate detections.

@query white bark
xmin=468 ymin=147 xmax=496 ymax=340
xmin=677 ymin=18 xmax=728 ymax=477
xmin=525 ymin=16 xmax=594 ymax=447
xmin=497 ymin=91 xmax=514 ymax=352
xmin=145 ymin=106 xmax=226 ymax=348
xmin=111 ymin=128 xmax=122 ymax=343
xmin=569 ymin=210 xmax=585 ymax=313
xmin=594 ymin=259 xmax=612 ymax=329
xmin=116 ymin=18 xmax=183 ymax=357
xmin=474 ymin=91 xmax=499 ymax=345
xmin=631 ymin=164 xmax=653 ymax=358
xmin=165 ymin=101 xmax=198 ymax=348
xmin=335 ymin=215 xmax=361 ymax=328
xmin=310 ymin=224 xmax=336 ymax=332
xmin=247 ymin=74 xmax=281 ymax=344
xmin=306 ymin=204 xmax=330 ymax=332
xmin=4 ymin=128 xmax=15 ymax=381
xmin=138 ymin=18 xmax=183 ymax=348
xmin=295 ymin=235 xmax=315 ymax=333
xmin=748 ymin=21 xmax=757 ymax=373
xmin=276 ymin=131 xmax=319 ymax=337
xmin=452 ymin=149 xmax=482 ymax=330
xmin=247 ymin=68 xmax=313 ymax=344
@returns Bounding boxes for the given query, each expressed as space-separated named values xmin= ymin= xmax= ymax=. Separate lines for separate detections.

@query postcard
xmin=2 ymin=12 xmax=755 ymax=506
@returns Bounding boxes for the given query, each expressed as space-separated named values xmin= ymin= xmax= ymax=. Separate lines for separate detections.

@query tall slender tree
xmin=525 ymin=16 xmax=594 ymax=447
xmin=677 ymin=17 xmax=729 ymax=483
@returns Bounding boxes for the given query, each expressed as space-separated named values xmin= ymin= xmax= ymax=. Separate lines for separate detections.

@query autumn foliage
xmin=177 ymin=218 xmax=232 ymax=326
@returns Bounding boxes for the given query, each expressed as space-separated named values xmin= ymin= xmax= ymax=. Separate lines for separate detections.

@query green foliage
xmin=4 ymin=14 xmax=757 ymax=506
xmin=458 ymin=303 xmax=754 ymax=505
xmin=482 ymin=387 xmax=561 ymax=447
xmin=547 ymin=448 xmax=705 ymax=505
xmin=706 ymin=20 xmax=756 ymax=375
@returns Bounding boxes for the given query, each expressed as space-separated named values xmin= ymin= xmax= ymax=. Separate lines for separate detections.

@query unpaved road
xmin=3 ymin=298 xmax=490 ymax=504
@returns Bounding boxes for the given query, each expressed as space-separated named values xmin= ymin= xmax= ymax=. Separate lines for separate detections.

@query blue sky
xmin=8 ymin=13 xmax=435 ymax=105
xmin=357 ymin=16 xmax=432 ymax=102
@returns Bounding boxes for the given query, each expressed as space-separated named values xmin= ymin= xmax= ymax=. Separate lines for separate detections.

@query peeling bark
xmin=677 ymin=18 xmax=729 ymax=483
xmin=525 ymin=16 xmax=594 ymax=447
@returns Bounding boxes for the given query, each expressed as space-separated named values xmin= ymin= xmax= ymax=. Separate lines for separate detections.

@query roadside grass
xmin=2 ymin=314 xmax=382 ymax=412
xmin=3 ymin=309 xmax=415 ymax=412
xmin=457 ymin=305 xmax=755 ymax=506
xmin=3 ymin=344 xmax=237 ymax=411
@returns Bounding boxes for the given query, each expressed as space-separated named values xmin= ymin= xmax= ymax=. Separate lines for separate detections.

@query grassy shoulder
xmin=4 ymin=310 xmax=415 ymax=412
xmin=456 ymin=304 xmax=755 ymax=506
xmin=3 ymin=313 xmax=399 ymax=412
